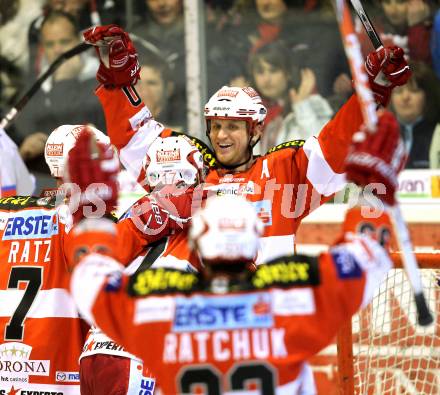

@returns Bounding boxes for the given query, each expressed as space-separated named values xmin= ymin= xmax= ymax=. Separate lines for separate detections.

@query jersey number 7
xmin=5 ymin=267 xmax=43 ymax=341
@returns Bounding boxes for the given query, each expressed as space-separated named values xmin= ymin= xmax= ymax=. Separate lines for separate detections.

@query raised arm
xmin=84 ymin=25 xmax=165 ymax=181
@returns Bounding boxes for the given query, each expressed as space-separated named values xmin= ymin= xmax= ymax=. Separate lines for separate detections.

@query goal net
xmin=338 ymin=253 xmax=440 ymax=395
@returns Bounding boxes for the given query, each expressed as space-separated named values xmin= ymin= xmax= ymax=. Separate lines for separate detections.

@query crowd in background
xmin=0 ymin=0 xmax=439 ymax=191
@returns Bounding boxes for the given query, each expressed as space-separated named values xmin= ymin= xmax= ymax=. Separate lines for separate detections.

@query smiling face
xmin=208 ymin=119 xmax=253 ymax=167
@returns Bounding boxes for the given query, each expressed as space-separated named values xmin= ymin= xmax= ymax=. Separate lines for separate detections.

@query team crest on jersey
xmin=252 ymin=254 xmax=321 ymax=289
xmin=173 ymin=293 xmax=273 ymax=332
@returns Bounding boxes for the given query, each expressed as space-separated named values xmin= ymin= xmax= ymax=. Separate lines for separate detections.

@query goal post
xmin=336 ymin=252 xmax=440 ymax=395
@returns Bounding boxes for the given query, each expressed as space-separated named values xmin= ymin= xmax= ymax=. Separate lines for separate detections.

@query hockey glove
xmin=365 ymin=46 xmax=411 ymax=107
xmin=83 ymin=25 xmax=140 ymax=88
xmin=64 ymin=128 xmax=119 ymax=225
xmin=129 ymin=184 xmax=202 ymax=237
xmin=344 ymin=111 xmax=407 ymax=206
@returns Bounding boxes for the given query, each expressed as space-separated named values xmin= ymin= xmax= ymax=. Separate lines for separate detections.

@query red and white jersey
xmin=0 ymin=195 xmax=159 ymax=394
xmin=0 ymin=196 xmax=83 ymax=394
xmin=70 ymin=230 xmax=392 ymax=394
xmin=96 ymin=86 xmax=364 ymax=266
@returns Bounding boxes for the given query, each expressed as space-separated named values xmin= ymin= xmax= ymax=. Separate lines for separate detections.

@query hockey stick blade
xmin=1 ymin=42 xmax=92 ymax=130
xmin=349 ymin=0 xmax=383 ymax=49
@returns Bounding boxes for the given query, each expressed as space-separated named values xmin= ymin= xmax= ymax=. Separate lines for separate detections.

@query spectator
xmin=390 ymin=61 xmax=440 ymax=169
xmin=0 ymin=0 xmax=44 ymax=75
xmin=218 ymin=0 xmax=349 ymax=99
xmin=28 ymin=0 xmax=123 ymax=79
xmin=13 ymin=10 xmax=105 ymax=191
xmin=249 ymin=42 xmax=333 ymax=151
xmin=131 ymin=0 xmax=186 ymax=123
xmin=355 ymin=0 xmax=433 ymax=65
xmin=135 ymin=43 xmax=186 ymax=131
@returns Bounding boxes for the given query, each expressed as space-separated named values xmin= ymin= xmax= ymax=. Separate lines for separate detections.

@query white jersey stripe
xmin=303 ymin=137 xmax=347 ymax=196
xmin=0 ymin=288 xmax=79 ymax=318
xmin=119 ymin=119 xmax=164 ymax=179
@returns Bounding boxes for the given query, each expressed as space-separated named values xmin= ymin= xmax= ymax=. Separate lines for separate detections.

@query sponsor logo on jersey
xmin=252 ymin=256 xmax=320 ymax=289
xmin=55 ymin=371 xmax=80 ymax=383
xmin=271 ymin=288 xmax=316 ymax=315
xmin=331 ymin=249 xmax=363 ymax=279
xmin=131 ymin=268 xmax=198 ymax=296
xmin=267 ymin=139 xmax=305 ymax=154
xmin=135 ymin=296 xmax=175 ymax=324
xmin=156 ymin=149 xmax=181 ymax=163
xmin=0 ymin=386 xmax=69 ymax=395
xmin=0 ymin=196 xmax=32 ymax=207
xmin=138 ymin=377 xmax=155 ymax=395
xmin=173 ymin=293 xmax=273 ymax=332
xmin=2 ymin=209 xmax=59 ymax=240
xmin=251 ymin=199 xmax=272 ymax=226
xmin=45 ymin=143 xmax=63 ymax=157
xmin=0 ymin=342 xmax=50 ymax=384
xmin=207 ymin=181 xmax=255 ymax=196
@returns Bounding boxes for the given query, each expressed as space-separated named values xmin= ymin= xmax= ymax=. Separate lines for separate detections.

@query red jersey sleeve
xmin=96 ymin=85 xmax=164 ymax=180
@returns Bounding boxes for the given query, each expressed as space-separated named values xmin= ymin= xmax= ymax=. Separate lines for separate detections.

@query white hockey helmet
xmin=190 ymin=195 xmax=263 ymax=264
xmin=141 ymin=135 xmax=206 ymax=192
xmin=204 ymin=86 xmax=267 ymax=138
xmin=45 ymin=124 xmax=110 ymax=178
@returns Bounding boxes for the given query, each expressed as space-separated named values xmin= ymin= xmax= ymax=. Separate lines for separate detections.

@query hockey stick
xmin=0 ymin=42 xmax=92 ymax=130
xmin=334 ymin=0 xmax=433 ymax=326
xmin=350 ymin=0 xmax=383 ymax=50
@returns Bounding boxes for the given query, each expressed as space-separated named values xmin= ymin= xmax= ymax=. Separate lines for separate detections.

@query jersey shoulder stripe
xmin=266 ymin=139 xmax=305 ymax=155
xmin=128 ymin=267 xmax=200 ymax=296
xmin=0 ymin=195 xmax=55 ymax=211
xmin=251 ymin=254 xmax=320 ymax=290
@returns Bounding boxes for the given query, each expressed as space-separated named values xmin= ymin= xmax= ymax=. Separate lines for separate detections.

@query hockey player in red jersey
xmin=77 ymin=133 xmax=207 ymax=395
xmin=82 ymin=25 xmax=411 ymax=266
xmin=0 ymin=123 xmax=197 ymax=394
xmin=66 ymin=107 xmax=406 ymax=394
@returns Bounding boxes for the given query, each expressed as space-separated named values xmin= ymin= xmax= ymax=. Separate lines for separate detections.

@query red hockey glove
xmin=344 ymin=111 xmax=407 ymax=206
xmin=83 ymin=25 xmax=140 ymax=88
xmin=129 ymin=185 xmax=203 ymax=237
xmin=64 ymin=128 xmax=119 ymax=225
xmin=365 ymin=46 xmax=411 ymax=107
